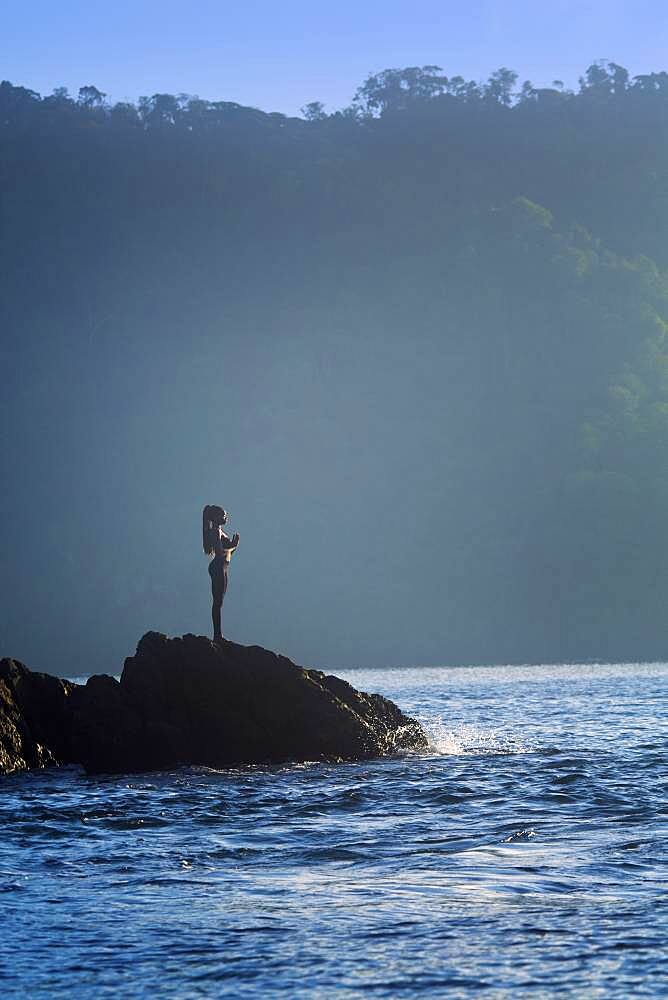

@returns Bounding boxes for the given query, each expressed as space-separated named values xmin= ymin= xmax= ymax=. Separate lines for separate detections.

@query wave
xmin=422 ymin=720 xmax=535 ymax=756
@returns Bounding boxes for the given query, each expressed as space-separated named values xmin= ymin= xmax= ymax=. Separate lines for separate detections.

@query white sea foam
xmin=423 ymin=720 xmax=534 ymax=756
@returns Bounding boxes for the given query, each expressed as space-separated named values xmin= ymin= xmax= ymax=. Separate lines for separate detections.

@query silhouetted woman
xmin=202 ymin=505 xmax=239 ymax=642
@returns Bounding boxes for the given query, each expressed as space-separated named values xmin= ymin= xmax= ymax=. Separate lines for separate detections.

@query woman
xmin=202 ymin=505 xmax=240 ymax=642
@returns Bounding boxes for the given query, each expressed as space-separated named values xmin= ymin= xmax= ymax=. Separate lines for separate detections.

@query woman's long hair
xmin=202 ymin=505 xmax=227 ymax=555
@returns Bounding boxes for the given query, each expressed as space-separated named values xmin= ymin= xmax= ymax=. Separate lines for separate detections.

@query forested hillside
xmin=3 ymin=61 xmax=668 ymax=670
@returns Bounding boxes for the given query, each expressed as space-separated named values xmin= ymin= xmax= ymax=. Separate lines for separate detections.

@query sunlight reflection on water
xmin=2 ymin=660 xmax=666 ymax=998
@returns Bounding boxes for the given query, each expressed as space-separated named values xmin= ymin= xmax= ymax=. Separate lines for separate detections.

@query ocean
xmin=1 ymin=661 xmax=666 ymax=997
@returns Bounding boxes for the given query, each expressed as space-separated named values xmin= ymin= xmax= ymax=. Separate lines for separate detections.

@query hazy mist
xmin=3 ymin=61 xmax=668 ymax=674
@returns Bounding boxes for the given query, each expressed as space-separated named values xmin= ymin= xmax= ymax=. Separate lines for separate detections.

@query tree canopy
xmin=3 ymin=61 xmax=668 ymax=670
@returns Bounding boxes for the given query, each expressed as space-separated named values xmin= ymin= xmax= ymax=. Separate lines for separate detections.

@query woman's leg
xmin=211 ymin=568 xmax=224 ymax=642
xmin=212 ymin=598 xmax=222 ymax=642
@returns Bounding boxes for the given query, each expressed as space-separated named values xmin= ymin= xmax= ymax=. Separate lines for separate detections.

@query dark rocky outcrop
xmin=0 ymin=634 xmax=428 ymax=775
xmin=0 ymin=659 xmax=75 ymax=773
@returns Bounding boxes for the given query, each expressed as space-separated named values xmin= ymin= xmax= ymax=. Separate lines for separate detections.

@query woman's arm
xmin=220 ymin=531 xmax=240 ymax=553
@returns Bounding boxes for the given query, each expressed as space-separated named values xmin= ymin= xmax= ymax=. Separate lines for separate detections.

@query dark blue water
xmin=1 ymin=662 xmax=666 ymax=997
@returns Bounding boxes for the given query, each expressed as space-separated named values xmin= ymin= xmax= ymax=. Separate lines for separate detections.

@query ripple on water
xmin=0 ymin=661 xmax=666 ymax=998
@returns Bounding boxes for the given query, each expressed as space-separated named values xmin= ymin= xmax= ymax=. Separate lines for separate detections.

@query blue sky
xmin=3 ymin=0 xmax=668 ymax=115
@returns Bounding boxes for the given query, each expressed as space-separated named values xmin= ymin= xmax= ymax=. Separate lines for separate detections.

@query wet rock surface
xmin=0 ymin=658 xmax=75 ymax=773
xmin=0 ymin=634 xmax=428 ymax=775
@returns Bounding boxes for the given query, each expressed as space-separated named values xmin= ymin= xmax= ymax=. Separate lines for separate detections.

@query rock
xmin=0 ymin=635 xmax=428 ymax=776
xmin=67 ymin=673 xmax=150 ymax=776
xmin=0 ymin=658 xmax=75 ymax=774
